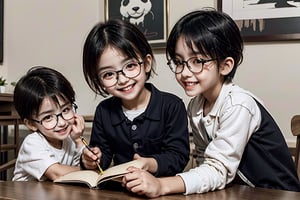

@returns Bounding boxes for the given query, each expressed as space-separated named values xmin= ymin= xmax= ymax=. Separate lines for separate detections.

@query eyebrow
xmin=97 ymin=66 xmax=114 ymax=73
xmin=174 ymin=52 xmax=203 ymax=59
xmin=37 ymin=102 xmax=70 ymax=117
xmin=97 ymin=57 xmax=137 ymax=73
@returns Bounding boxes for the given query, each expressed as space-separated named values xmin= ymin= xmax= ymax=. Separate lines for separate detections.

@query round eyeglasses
xmin=32 ymin=103 xmax=77 ymax=130
xmin=98 ymin=60 xmax=143 ymax=87
xmin=167 ymin=57 xmax=217 ymax=74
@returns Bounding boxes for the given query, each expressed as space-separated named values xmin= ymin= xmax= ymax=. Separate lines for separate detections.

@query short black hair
xmin=82 ymin=19 xmax=156 ymax=97
xmin=166 ymin=9 xmax=243 ymax=82
xmin=14 ymin=66 xmax=75 ymax=120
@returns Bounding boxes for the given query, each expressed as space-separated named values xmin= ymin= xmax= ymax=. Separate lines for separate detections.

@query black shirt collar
xmin=110 ymin=83 xmax=161 ymax=125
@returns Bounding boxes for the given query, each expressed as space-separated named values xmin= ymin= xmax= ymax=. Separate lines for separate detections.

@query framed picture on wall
xmin=0 ymin=0 xmax=3 ymax=63
xmin=105 ymin=0 xmax=169 ymax=49
xmin=218 ymin=0 xmax=300 ymax=42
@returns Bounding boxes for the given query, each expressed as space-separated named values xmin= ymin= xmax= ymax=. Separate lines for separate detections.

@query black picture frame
xmin=0 ymin=0 xmax=3 ymax=63
xmin=105 ymin=0 xmax=168 ymax=49
xmin=218 ymin=0 xmax=300 ymax=42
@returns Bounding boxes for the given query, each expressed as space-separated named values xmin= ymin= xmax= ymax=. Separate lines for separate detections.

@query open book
xmin=54 ymin=160 xmax=143 ymax=189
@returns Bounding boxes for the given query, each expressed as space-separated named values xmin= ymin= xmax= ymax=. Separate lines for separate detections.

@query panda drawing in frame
xmin=120 ymin=0 xmax=154 ymax=27
xmin=106 ymin=0 xmax=166 ymax=44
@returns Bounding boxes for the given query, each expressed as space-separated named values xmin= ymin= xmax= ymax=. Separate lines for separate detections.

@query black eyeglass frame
xmin=167 ymin=57 xmax=217 ymax=74
xmin=98 ymin=60 xmax=144 ymax=88
xmin=32 ymin=103 xmax=78 ymax=130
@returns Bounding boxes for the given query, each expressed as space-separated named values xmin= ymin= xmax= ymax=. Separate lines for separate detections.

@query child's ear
xmin=143 ymin=54 xmax=153 ymax=73
xmin=24 ymin=118 xmax=38 ymax=132
xmin=220 ymin=57 xmax=234 ymax=76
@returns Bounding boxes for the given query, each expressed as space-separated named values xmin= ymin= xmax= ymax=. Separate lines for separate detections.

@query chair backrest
xmin=291 ymin=115 xmax=300 ymax=176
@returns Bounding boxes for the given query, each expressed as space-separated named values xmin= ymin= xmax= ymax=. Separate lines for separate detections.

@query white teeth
xmin=185 ymin=82 xmax=195 ymax=86
xmin=123 ymin=85 xmax=132 ymax=91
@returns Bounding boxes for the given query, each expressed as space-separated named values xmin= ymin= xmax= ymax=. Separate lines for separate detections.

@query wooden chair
xmin=0 ymin=93 xmax=21 ymax=180
xmin=0 ymin=117 xmax=20 ymax=171
xmin=82 ymin=115 xmax=94 ymax=142
xmin=291 ymin=115 xmax=300 ymax=177
xmin=83 ymin=115 xmax=94 ymax=123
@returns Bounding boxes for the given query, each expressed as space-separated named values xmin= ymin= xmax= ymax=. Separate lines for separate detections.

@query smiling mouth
xmin=118 ymin=83 xmax=134 ymax=92
xmin=55 ymin=126 xmax=68 ymax=134
xmin=127 ymin=9 xmax=145 ymax=18
xmin=184 ymin=81 xmax=198 ymax=86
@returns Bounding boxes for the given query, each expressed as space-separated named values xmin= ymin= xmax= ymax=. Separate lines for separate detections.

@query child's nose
xmin=117 ymin=72 xmax=129 ymax=84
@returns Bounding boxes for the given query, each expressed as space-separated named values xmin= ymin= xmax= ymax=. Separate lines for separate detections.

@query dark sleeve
xmin=152 ymin=98 xmax=190 ymax=176
xmin=89 ymin=105 xmax=113 ymax=170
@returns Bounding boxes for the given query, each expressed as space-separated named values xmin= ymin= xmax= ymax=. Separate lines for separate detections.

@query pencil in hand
xmin=80 ymin=136 xmax=104 ymax=174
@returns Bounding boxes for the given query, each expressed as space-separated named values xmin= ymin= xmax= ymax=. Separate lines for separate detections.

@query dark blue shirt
xmin=90 ymin=83 xmax=190 ymax=176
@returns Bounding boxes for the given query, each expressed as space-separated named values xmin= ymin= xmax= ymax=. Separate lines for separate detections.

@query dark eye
xmin=100 ymin=71 xmax=115 ymax=80
xmin=62 ymin=106 xmax=71 ymax=114
xmin=191 ymin=58 xmax=204 ymax=66
xmin=172 ymin=59 xmax=182 ymax=66
xmin=41 ymin=115 xmax=54 ymax=123
xmin=122 ymin=0 xmax=129 ymax=6
xmin=125 ymin=62 xmax=139 ymax=71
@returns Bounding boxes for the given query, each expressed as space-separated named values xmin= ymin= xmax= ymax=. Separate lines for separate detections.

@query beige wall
xmin=1 ymin=0 xmax=300 ymax=145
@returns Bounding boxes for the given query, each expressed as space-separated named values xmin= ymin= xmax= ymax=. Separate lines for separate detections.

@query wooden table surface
xmin=0 ymin=181 xmax=299 ymax=200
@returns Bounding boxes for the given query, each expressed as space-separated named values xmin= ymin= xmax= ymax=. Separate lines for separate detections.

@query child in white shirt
xmin=13 ymin=66 xmax=85 ymax=181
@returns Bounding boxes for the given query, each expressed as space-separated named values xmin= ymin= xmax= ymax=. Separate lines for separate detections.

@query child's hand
xmin=122 ymin=167 xmax=162 ymax=198
xmin=70 ymin=114 xmax=85 ymax=143
xmin=133 ymin=153 xmax=158 ymax=174
xmin=82 ymin=146 xmax=102 ymax=170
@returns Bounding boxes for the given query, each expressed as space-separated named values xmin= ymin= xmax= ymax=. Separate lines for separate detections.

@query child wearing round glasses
xmin=81 ymin=19 xmax=190 ymax=180
xmin=122 ymin=9 xmax=300 ymax=197
xmin=12 ymin=66 xmax=85 ymax=181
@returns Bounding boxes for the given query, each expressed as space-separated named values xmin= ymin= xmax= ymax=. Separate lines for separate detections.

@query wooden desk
xmin=0 ymin=181 xmax=299 ymax=200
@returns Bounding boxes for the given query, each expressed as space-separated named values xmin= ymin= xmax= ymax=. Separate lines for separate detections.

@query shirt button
xmin=131 ymin=124 xmax=137 ymax=130
xmin=133 ymin=142 xmax=139 ymax=150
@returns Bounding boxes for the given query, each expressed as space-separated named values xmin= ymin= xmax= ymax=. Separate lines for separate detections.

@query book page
xmin=54 ymin=160 xmax=143 ymax=188
xmin=99 ymin=160 xmax=143 ymax=181
xmin=54 ymin=170 xmax=100 ymax=188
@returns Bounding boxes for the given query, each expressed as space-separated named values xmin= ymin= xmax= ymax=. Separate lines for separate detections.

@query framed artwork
xmin=105 ymin=0 xmax=169 ymax=49
xmin=217 ymin=0 xmax=300 ymax=42
xmin=0 ymin=0 xmax=3 ymax=63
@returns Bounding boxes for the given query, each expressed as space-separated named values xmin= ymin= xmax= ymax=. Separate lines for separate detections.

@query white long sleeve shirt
xmin=178 ymin=82 xmax=262 ymax=194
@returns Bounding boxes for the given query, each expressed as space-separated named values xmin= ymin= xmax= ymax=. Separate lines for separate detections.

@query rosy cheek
xmin=68 ymin=118 xmax=76 ymax=125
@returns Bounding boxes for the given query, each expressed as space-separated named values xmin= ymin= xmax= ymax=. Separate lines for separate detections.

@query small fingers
xmin=82 ymin=147 xmax=101 ymax=169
